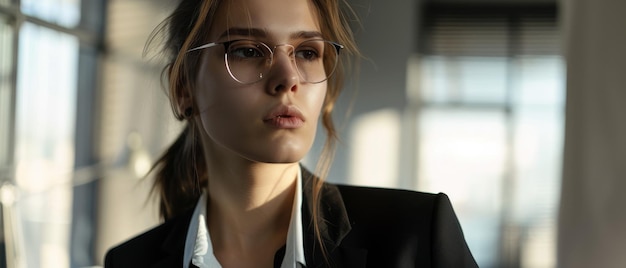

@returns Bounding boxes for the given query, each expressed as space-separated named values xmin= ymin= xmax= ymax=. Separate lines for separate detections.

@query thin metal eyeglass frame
xmin=186 ymin=39 xmax=344 ymax=84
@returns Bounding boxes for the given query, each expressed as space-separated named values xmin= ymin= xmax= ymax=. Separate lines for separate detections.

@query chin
xmin=247 ymin=152 xmax=306 ymax=164
xmin=243 ymin=144 xmax=309 ymax=164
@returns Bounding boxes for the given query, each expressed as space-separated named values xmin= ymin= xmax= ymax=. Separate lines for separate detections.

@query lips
xmin=263 ymin=105 xmax=305 ymax=129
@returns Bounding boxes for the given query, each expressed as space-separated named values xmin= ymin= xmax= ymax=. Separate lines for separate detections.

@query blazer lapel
xmin=301 ymin=168 xmax=368 ymax=268
xmin=153 ymin=210 xmax=194 ymax=268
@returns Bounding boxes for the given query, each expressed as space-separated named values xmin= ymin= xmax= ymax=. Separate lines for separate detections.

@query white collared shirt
xmin=183 ymin=168 xmax=306 ymax=268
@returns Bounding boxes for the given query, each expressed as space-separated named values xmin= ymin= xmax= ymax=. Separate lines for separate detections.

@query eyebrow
xmin=218 ymin=28 xmax=323 ymax=41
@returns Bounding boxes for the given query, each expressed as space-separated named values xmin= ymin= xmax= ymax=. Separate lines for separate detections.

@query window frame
xmin=0 ymin=0 xmax=105 ymax=266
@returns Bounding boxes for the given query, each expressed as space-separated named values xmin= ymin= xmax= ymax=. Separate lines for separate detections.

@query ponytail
xmin=150 ymin=122 xmax=206 ymax=220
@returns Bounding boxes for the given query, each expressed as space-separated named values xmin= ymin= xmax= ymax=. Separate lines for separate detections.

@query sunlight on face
xmin=193 ymin=0 xmax=327 ymax=164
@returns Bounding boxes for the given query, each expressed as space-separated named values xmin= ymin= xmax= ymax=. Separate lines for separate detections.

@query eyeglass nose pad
xmin=271 ymin=44 xmax=296 ymax=64
xmin=269 ymin=44 xmax=300 ymax=78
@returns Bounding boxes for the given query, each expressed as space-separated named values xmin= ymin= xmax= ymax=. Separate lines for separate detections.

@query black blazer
xmin=105 ymin=170 xmax=478 ymax=267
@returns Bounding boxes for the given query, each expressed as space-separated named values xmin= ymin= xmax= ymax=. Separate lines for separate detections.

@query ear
xmin=175 ymin=89 xmax=194 ymax=119
xmin=169 ymin=64 xmax=194 ymax=118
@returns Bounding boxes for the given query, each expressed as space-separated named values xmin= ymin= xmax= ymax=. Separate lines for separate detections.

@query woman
xmin=105 ymin=0 xmax=478 ymax=267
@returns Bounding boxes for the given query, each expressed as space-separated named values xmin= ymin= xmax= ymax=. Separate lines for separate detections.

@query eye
xmin=230 ymin=47 xmax=264 ymax=58
xmin=295 ymin=49 xmax=320 ymax=61
xmin=228 ymin=41 xmax=267 ymax=59
xmin=295 ymin=40 xmax=325 ymax=61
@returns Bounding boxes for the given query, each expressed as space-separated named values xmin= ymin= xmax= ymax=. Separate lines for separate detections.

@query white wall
xmin=558 ymin=0 xmax=626 ymax=267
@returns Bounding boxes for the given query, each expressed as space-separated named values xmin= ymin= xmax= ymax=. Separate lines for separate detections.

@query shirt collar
xmin=183 ymin=167 xmax=306 ymax=268
xmin=282 ymin=167 xmax=306 ymax=267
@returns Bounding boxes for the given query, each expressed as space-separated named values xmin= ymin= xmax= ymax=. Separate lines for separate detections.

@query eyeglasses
xmin=187 ymin=39 xmax=344 ymax=84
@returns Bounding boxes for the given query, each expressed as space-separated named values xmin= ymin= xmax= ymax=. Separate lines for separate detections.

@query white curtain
xmin=558 ymin=0 xmax=626 ymax=267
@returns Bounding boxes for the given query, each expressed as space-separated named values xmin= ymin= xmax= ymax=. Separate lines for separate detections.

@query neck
xmin=207 ymin=162 xmax=299 ymax=215
xmin=202 ymin=140 xmax=300 ymax=257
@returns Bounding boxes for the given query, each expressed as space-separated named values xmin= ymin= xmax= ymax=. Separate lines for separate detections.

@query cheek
xmin=194 ymin=53 xmax=255 ymax=111
xmin=194 ymin=54 xmax=227 ymax=110
xmin=193 ymin=58 xmax=254 ymax=136
xmin=194 ymin=81 xmax=261 ymax=139
xmin=307 ymin=84 xmax=328 ymax=123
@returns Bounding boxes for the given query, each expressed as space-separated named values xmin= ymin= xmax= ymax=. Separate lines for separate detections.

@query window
xmin=0 ymin=13 xmax=14 ymax=170
xmin=415 ymin=4 xmax=564 ymax=267
xmin=0 ymin=1 xmax=104 ymax=267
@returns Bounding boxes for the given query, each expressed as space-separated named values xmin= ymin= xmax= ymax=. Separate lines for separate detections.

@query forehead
xmin=209 ymin=0 xmax=321 ymax=40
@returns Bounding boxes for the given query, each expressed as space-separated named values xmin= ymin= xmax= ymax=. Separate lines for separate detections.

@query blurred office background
xmin=0 ymin=0 xmax=624 ymax=267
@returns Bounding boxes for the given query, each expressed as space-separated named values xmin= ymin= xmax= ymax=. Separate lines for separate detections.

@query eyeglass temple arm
xmin=186 ymin=42 xmax=220 ymax=53
xmin=332 ymin=42 xmax=344 ymax=54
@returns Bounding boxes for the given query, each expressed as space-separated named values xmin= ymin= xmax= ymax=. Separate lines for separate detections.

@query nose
xmin=266 ymin=45 xmax=299 ymax=95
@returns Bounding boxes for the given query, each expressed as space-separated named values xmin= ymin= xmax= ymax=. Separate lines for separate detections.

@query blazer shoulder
xmin=104 ymin=210 xmax=193 ymax=267
xmin=334 ymin=184 xmax=478 ymax=267
xmin=107 ymin=219 xmax=173 ymax=252
xmin=334 ymin=184 xmax=443 ymax=237
xmin=335 ymin=184 xmax=443 ymax=214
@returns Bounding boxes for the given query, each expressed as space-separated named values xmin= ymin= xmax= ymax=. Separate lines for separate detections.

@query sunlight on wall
xmin=417 ymin=109 xmax=506 ymax=205
xmin=348 ymin=109 xmax=401 ymax=188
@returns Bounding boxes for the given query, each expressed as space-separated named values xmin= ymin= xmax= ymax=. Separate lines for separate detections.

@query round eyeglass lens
xmin=224 ymin=40 xmax=340 ymax=84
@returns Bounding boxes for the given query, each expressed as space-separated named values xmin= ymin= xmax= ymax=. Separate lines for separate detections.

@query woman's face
xmin=193 ymin=0 xmax=327 ymax=163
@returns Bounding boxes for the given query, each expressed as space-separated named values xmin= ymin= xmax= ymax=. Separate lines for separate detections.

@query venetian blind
xmin=421 ymin=6 xmax=559 ymax=57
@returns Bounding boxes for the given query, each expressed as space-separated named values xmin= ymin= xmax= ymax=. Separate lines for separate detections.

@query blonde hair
xmin=148 ymin=0 xmax=360 ymax=262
